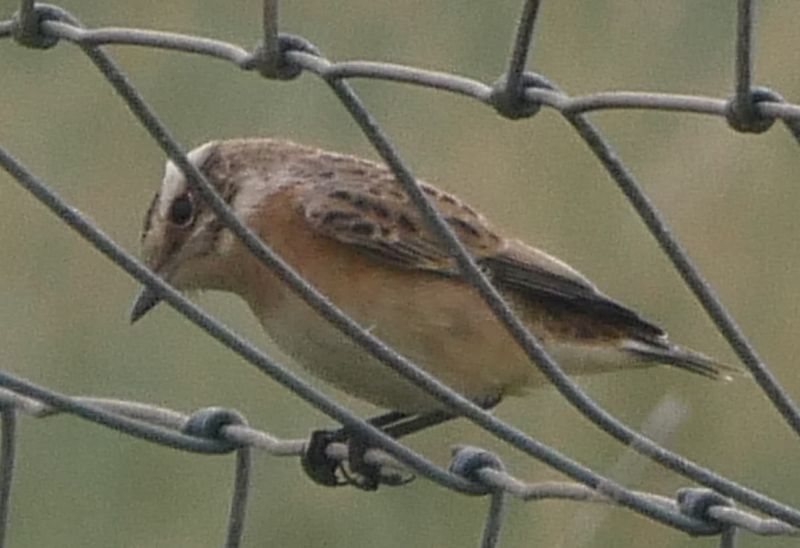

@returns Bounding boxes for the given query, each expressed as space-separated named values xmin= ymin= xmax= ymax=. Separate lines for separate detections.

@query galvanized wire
xmin=1 ymin=1 xmax=799 ymax=546
xmin=0 ymin=388 xmax=794 ymax=544
xmin=34 ymin=5 xmax=713 ymax=533
xmin=0 ymin=409 xmax=15 ymax=547
xmin=0 ymin=137 xmax=479 ymax=491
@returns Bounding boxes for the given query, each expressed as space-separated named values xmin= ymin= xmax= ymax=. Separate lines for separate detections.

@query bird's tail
xmin=622 ymin=339 xmax=743 ymax=381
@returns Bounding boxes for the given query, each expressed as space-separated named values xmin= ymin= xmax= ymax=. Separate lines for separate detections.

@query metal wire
xmin=225 ymin=447 xmax=251 ymax=548
xmin=0 ymin=143 xmax=478 ymax=492
xmin=0 ymin=389 xmax=793 ymax=543
xmin=34 ymin=4 xmax=712 ymax=533
xmin=258 ymin=0 xmax=280 ymax=77
xmin=1 ymin=0 xmax=799 ymax=546
xmin=0 ymin=409 xmax=16 ymax=548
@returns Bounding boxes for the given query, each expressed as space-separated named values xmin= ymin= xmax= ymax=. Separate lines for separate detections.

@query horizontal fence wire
xmin=0 ymin=0 xmax=799 ymax=546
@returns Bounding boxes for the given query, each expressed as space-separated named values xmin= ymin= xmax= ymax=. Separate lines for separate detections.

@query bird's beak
xmin=131 ymin=232 xmax=172 ymax=324
xmin=129 ymin=285 xmax=162 ymax=324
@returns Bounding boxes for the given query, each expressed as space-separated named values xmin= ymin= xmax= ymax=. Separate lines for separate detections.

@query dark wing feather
xmin=292 ymin=157 xmax=663 ymax=339
xmin=480 ymin=242 xmax=664 ymax=337
xmin=298 ymin=175 xmax=477 ymax=274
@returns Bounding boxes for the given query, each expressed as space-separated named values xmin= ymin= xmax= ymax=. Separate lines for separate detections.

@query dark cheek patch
xmin=206 ymin=218 xmax=225 ymax=255
xmin=201 ymin=179 xmax=244 ymax=257
xmin=165 ymin=233 xmax=182 ymax=259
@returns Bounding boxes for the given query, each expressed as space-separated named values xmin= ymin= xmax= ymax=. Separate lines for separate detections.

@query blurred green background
xmin=1 ymin=1 xmax=799 ymax=546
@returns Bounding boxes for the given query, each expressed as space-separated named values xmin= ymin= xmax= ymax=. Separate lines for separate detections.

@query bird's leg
xmin=301 ymin=410 xmax=455 ymax=491
xmin=380 ymin=410 xmax=455 ymax=438
xmin=365 ymin=410 xmax=410 ymax=429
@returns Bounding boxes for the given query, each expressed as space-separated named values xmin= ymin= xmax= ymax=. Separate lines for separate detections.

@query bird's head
xmin=130 ymin=139 xmax=289 ymax=323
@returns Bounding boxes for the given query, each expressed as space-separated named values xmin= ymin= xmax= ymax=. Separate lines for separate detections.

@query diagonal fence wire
xmin=3 ymin=0 xmax=796 ymax=540
xmin=35 ymin=5 xmax=757 ymax=532
xmin=0 ymin=0 xmax=799 ymax=546
xmin=25 ymin=3 xmax=717 ymax=532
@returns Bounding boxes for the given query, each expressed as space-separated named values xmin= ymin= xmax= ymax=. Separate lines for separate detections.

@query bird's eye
xmin=168 ymin=194 xmax=194 ymax=226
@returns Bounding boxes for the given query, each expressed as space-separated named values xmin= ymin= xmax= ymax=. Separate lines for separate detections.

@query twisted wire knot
xmin=725 ymin=86 xmax=783 ymax=134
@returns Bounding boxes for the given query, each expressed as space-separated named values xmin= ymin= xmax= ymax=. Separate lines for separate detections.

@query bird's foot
xmin=301 ymin=428 xmax=414 ymax=491
xmin=301 ymin=430 xmax=346 ymax=487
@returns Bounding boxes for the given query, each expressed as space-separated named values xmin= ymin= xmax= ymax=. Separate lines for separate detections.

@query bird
xmin=130 ymin=138 xmax=736 ymax=486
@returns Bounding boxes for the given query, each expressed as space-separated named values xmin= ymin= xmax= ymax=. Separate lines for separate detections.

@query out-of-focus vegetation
xmin=1 ymin=1 xmax=799 ymax=546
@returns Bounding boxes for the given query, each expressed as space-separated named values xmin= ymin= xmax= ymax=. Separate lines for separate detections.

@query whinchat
xmin=131 ymin=138 xmax=735 ymax=416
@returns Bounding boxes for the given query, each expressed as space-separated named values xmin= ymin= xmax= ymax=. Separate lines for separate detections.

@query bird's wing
xmin=298 ymin=176 xmax=480 ymax=272
xmin=480 ymin=240 xmax=664 ymax=337
xmin=297 ymin=175 xmax=663 ymax=338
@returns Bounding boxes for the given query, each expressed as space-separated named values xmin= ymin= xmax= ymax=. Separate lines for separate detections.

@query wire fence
xmin=1 ymin=1 xmax=799 ymax=546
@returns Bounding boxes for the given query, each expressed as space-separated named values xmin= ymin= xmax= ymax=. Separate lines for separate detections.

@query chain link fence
xmin=1 ymin=1 xmax=800 ymax=546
